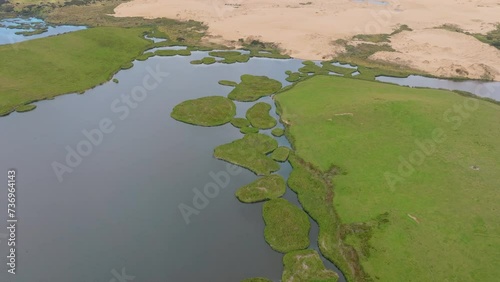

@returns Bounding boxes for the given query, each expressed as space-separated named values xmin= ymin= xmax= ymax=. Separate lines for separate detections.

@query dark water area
xmin=0 ymin=51 xmax=335 ymax=282
xmin=0 ymin=17 xmax=86 ymax=45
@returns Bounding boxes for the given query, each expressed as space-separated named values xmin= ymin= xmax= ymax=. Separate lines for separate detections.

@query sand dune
xmin=114 ymin=0 xmax=500 ymax=80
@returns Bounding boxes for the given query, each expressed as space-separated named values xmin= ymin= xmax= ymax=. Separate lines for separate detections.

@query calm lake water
xmin=0 ymin=17 xmax=86 ymax=45
xmin=0 ymin=49 xmax=343 ymax=281
xmin=1 ymin=21 xmax=499 ymax=281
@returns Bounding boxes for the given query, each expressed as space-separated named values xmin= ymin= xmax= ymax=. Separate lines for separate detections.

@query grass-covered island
xmin=235 ymin=174 xmax=286 ymax=203
xmin=228 ymin=75 xmax=282 ymax=102
xmin=214 ymin=133 xmax=279 ymax=175
xmin=246 ymin=102 xmax=277 ymax=129
xmin=271 ymin=128 xmax=285 ymax=137
xmin=276 ymin=75 xmax=500 ymax=281
xmin=263 ymin=198 xmax=311 ymax=253
xmin=271 ymin=147 xmax=290 ymax=162
xmin=171 ymin=96 xmax=236 ymax=126
xmin=230 ymin=117 xmax=250 ymax=128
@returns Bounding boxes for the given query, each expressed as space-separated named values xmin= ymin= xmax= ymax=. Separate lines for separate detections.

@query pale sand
xmin=114 ymin=0 xmax=500 ymax=80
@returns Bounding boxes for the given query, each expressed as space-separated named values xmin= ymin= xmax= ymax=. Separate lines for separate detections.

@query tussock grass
xmin=271 ymin=146 xmax=290 ymax=162
xmin=218 ymin=80 xmax=238 ymax=87
xmin=230 ymin=117 xmax=250 ymax=128
xmin=228 ymin=75 xmax=282 ymax=102
xmin=246 ymin=102 xmax=277 ymax=129
xmin=282 ymin=250 xmax=339 ymax=282
xmin=214 ymin=133 xmax=279 ymax=175
xmin=15 ymin=104 xmax=36 ymax=113
xmin=171 ymin=96 xmax=236 ymax=127
xmin=236 ymin=174 xmax=286 ymax=203
xmin=271 ymin=128 xmax=284 ymax=137
xmin=263 ymin=198 xmax=310 ymax=253
xmin=240 ymin=126 xmax=259 ymax=134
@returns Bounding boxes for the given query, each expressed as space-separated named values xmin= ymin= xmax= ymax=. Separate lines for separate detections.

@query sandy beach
xmin=114 ymin=0 xmax=500 ymax=80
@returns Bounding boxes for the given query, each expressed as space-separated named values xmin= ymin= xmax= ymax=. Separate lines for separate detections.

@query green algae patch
xmin=282 ymin=250 xmax=339 ymax=282
xmin=228 ymin=75 xmax=282 ymax=102
xmin=155 ymin=49 xmax=191 ymax=56
xmin=271 ymin=128 xmax=284 ymax=137
xmin=246 ymin=102 xmax=277 ymax=129
xmin=263 ymin=198 xmax=310 ymax=253
xmin=208 ymin=51 xmax=250 ymax=63
xmin=171 ymin=96 xmax=236 ymax=127
xmin=230 ymin=117 xmax=250 ymax=128
xmin=16 ymin=104 xmax=36 ymax=113
xmin=236 ymin=174 xmax=286 ymax=203
xmin=271 ymin=147 xmax=290 ymax=162
xmin=241 ymin=278 xmax=272 ymax=282
xmin=240 ymin=126 xmax=259 ymax=134
xmin=219 ymin=80 xmax=238 ymax=87
xmin=112 ymin=78 xmax=119 ymax=83
xmin=214 ymin=133 xmax=279 ymax=175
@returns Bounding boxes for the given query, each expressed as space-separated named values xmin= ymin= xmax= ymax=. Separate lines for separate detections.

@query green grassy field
xmin=171 ymin=96 xmax=236 ymax=127
xmin=276 ymin=75 xmax=500 ymax=281
xmin=0 ymin=27 xmax=151 ymax=116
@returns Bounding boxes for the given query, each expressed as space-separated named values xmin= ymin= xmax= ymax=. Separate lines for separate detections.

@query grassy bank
xmin=171 ymin=96 xmax=236 ymax=127
xmin=263 ymin=198 xmax=310 ymax=253
xmin=276 ymin=75 xmax=500 ymax=281
xmin=0 ymin=27 xmax=151 ymax=116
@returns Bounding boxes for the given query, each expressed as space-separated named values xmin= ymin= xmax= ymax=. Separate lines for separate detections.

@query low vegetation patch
xmin=155 ymin=49 xmax=191 ymax=57
xmin=230 ymin=117 xmax=250 ymax=128
xmin=240 ymin=126 xmax=259 ymax=134
xmin=190 ymin=56 xmax=216 ymax=65
xmin=271 ymin=147 xmax=290 ymax=162
xmin=228 ymin=75 xmax=282 ymax=102
xmin=285 ymin=72 xmax=302 ymax=82
xmin=15 ymin=104 xmax=36 ymax=113
xmin=263 ymin=198 xmax=310 ymax=253
xmin=218 ymin=80 xmax=238 ymax=87
xmin=208 ymin=51 xmax=250 ymax=63
xmin=235 ymin=174 xmax=286 ymax=203
xmin=246 ymin=102 xmax=277 ymax=129
xmin=214 ymin=133 xmax=279 ymax=175
xmin=271 ymin=128 xmax=284 ymax=137
xmin=241 ymin=278 xmax=272 ymax=282
xmin=171 ymin=96 xmax=236 ymax=127
xmin=282 ymin=250 xmax=339 ymax=282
